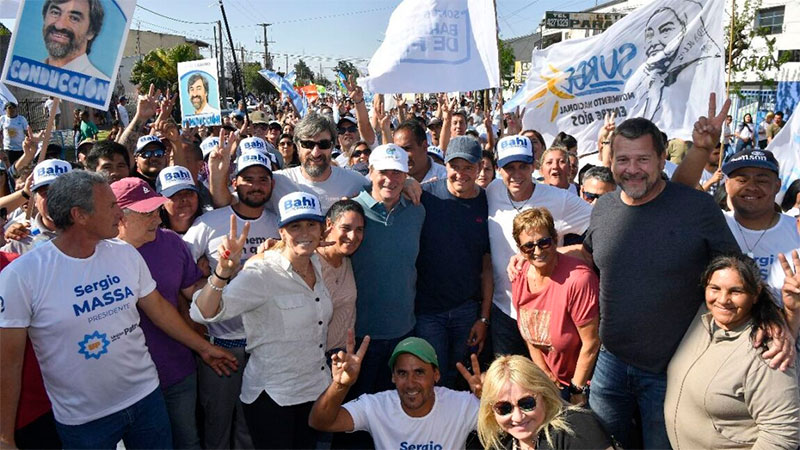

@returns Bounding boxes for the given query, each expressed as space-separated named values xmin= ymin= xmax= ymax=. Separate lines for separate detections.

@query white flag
xmin=509 ymin=0 xmax=725 ymax=156
xmin=766 ymin=111 xmax=800 ymax=205
xmin=360 ymin=0 xmax=499 ymax=94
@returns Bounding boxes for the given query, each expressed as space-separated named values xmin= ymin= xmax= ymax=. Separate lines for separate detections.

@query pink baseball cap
xmin=111 ymin=177 xmax=167 ymax=213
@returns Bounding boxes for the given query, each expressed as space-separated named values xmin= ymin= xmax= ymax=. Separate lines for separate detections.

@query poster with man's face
xmin=178 ymin=58 xmax=221 ymax=128
xmin=1 ymin=0 xmax=137 ymax=110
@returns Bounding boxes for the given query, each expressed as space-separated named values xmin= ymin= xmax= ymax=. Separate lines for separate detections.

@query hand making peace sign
xmin=331 ymin=329 xmax=370 ymax=387
xmin=216 ymin=214 xmax=251 ymax=276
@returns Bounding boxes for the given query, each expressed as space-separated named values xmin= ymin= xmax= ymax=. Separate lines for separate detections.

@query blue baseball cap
xmin=722 ymin=148 xmax=779 ymax=176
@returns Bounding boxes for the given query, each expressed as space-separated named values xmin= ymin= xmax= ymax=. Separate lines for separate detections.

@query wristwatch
xmin=478 ymin=317 xmax=490 ymax=327
xmin=569 ymin=382 xmax=589 ymax=396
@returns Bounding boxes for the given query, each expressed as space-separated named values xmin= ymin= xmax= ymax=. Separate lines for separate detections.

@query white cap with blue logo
xmin=157 ymin=165 xmax=198 ymax=197
xmin=236 ymin=151 xmax=272 ymax=176
xmin=32 ymin=159 xmax=72 ymax=191
xmin=239 ymin=137 xmax=269 ymax=154
xmin=369 ymin=144 xmax=409 ymax=173
xmin=200 ymin=136 xmax=220 ymax=160
xmin=135 ymin=135 xmax=165 ymax=154
xmin=497 ymin=135 xmax=533 ymax=168
xmin=278 ymin=192 xmax=324 ymax=228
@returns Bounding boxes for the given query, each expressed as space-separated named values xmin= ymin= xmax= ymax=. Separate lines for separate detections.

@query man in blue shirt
xmin=415 ymin=136 xmax=491 ymax=388
xmin=351 ymin=144 xmax=425 ymax=397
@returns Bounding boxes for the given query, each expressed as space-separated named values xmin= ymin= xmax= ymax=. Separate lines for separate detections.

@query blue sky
xmin=3 ymin=0 xmax=604 ymax=75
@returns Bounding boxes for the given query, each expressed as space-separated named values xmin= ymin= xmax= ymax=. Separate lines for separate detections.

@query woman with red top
xmin=510 ymin=208 xmax=600 ymax=406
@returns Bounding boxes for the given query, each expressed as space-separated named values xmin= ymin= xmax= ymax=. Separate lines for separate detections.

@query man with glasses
xmin=2 ymin=159 xmax=71 ymax=255
xmin=487 ymin=136 xmax=591 ymax=357
xmin=579 ymin=166 xmax=616 ymax=205
xmin=132 ymin=135 xmax=168 ymax=189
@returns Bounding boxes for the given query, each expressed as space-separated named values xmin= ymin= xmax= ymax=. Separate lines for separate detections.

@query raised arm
xmin=117 ymin=84 xmax=159 ymax=164
xmin=672 ymin=93 xmax=730 ymax=188
xmin=346 ymin=76 xmax=376 ymax=146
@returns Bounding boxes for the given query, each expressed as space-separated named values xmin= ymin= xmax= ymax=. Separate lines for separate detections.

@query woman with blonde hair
xmin=477 ymin=355 xmax=614 ymax=450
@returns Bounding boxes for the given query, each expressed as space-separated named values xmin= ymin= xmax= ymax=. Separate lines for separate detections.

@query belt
xmin=206 ymin=335 xmax=247 ymax=348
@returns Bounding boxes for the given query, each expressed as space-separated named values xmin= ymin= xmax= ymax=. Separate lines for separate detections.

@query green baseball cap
xmin=388 ymin=337 xmax=439 ymax=369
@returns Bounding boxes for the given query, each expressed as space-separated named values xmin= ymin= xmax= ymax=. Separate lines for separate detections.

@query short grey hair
xmin=294 ymin=111 xmax=337 ymax=143
xmin=582 ymin=166 xmax=615 ymax=186
xmin=47 ymin=170 xmax=108 ymax=230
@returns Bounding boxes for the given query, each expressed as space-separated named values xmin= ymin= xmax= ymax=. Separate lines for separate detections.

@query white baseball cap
xmin=239 ymin=137 xmax=269 ymax=154
xmin=157 ymin=165 xmax=198 ymax=197
xmin=135 ymin=135 xmax=165 ymax=154
xmin=200 ymin=136 xmax=220 ymax=159
xmin=235 ymin=151 xmax=272 ymax=176
xmin=32 ymin=159 xmax=72 ymax=191
xmin=369 ymin=144 xmax=408 ymax=173
xmin=497 ymin=135 xmax=533 ymax=168
xmin=277 ymin=192 xmax=324 ymax=228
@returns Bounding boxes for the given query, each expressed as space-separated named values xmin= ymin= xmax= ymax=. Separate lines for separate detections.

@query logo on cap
xmin=283 ymin=195 xmax=317 ymax=211
xmin=163 ymin=169 xmax=192 ymax=182
xmin=241 ymin=138 xmax=266 ymax=151
xmin=499 ymin=136 xmax=529 ymax=150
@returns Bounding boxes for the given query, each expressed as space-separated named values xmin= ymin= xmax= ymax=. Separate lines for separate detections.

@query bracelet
xmin=479 ymin=317 xmax=490 ymax=327
xmin=20 ymin=190 xmax=30 ymax=199
xmin=207 ymin=276 xmax=224 ymax=292
xmin=213 ymin=267 xmax=232 ymax=282
xmin=354 ymin=99 xmax=364 ymax=105
xmin=568 ymin=382 xmax=590 ymax=395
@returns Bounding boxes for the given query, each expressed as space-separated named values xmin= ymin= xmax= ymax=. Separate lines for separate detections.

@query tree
xmin=243 ymin=62 xmax=277 ymax=97
xmin=725 ymin=0 xmax=790 ymax=96
xmin=498 ymin=39 xmax=515 ymax=88
xmin=315 ymin=75 xmax=331 ymax=88
xmin=335 ymin=60 xmax=358 ymax=79
xmin=294 ymin=59 xmax=315 ymax=85
xmin=129 ymin=44 xmax=201 ymax=93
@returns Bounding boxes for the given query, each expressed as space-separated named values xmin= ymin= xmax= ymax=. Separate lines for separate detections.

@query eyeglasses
xmin=519 ymin=237 xmax=554 ymax=254
xmin=299 ymin=139 xmax=333 ymax=150
xmin=582 ymin=191 xmax=603 ymax=201
xmin=278 ymin=141 xmax=293 ymax=147
xmin=338 ymin=126 xmax=358 ymax=134
xmin=492 ymin=396 xmax=537 ymax=416
xmin=352 ymin=149 xmax=371 ymax=158
xmin=137 ymin=148 xmax=166 ymax=159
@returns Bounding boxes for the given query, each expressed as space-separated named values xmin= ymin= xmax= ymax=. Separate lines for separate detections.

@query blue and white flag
xmin=766 ymin=110 xmax=800 ymax=205
xmin=259 ymin=69 xmax=306 ymax=117
xmin=508 ymin=0 xmax=725 ymax=156
xmin=360 ymin=0 xmax=500 ymax=94
xmin=284 ymin=70 xmax=296 ymax=84
xmin=0 ymin=83 xmax=17 ymax=106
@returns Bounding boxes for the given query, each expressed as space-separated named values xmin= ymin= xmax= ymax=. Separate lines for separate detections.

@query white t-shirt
xmin=0 ymin=239 xmax=160 ymax=425
xmin=0 ymin=114 xmax=29 ymax=151
xmin=117 ymin=103 xmax=130 ymax=127
xmin=725 ymin=212 xmax=800 ymax=302
xmin=699 ymin=168 xmax=720 ymax=195
xmin=271 ymin=166 xmax=367 ymax=213
xmin=663 ymin=160 xmax=677 ymax=179
xmin=183 ymin=206 xmax=279 ymax=340
xmin=487 ymin=179 xmax=592 ymax=318
xmin=422 ymin=158 xmax=447 ymax=184
xmin=44 ymin=99 xmax=60 ymax=116
xmin=344 ymin=387 xmax=479 ymax=450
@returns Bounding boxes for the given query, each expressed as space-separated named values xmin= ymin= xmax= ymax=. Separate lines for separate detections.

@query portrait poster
xmin=178 ymin=58 xmax=222 ymax=128
xmin=1 ymin=0 xmax=137 ymax=110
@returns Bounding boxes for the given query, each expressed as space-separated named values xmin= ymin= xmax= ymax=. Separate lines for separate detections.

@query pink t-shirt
xmin=512 ymin=254 xmax=599 ymax=386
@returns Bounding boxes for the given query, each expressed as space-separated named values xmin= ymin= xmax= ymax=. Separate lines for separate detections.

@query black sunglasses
xmin=519 ymin=237 xmax=554 ymax=254
xmin=338 ymin=126 xmax=358 ymax=134
xmin=492 ymin=396 xmax=537 ymax=416
xmin=352 ymin=149 xmax=371 ymax=158
xmin=137 ymin=148 xmax=166 ymax=159
xmin=582 ymin=191 xmax=603 ymax=201
xmin=299 ymin=139 xmax=333 ymax=150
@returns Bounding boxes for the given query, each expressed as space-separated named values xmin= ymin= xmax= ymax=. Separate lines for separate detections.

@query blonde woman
xmin=477 ymin=355 xmax=614 ymax=450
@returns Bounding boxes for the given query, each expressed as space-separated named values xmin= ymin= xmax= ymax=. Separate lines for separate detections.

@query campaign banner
xmin=178 ymin=58 xmax=222 ymax=128
xmin=766 ymin=110 xmax=799 ymax=205
xmin=297 ymin=84 xmax=319 ymax=102
xmin=284 ymin=70 xmax=296 ymax=84
xmin=506 ymin=0 xmax=725 ymax=156
xmin=259 ymin=69 xmax=306 ymax=117
xmin=360 ymin=0 xmax=500 ymax=94
xmin=1 ymin=0 xmax=136 ymax=110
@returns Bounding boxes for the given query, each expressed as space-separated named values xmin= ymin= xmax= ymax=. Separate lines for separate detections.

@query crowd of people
xmin=0 ymin=78 xmax=798 ymax=450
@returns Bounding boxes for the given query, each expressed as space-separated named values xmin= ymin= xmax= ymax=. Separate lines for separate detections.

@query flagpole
xmin=492 ymin=0 xmax=501 ymax=115
xmin=722 ymin=0 xmax=735 ymax=168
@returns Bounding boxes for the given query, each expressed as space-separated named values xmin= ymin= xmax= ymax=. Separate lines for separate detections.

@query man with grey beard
xmin=41 ymin=0 xmax=108 ymax=80
xmin=269 ymin=112 xmax=368 ymax=213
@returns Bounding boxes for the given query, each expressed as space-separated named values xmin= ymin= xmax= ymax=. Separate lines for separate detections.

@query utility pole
xmin=219 ymin=0 xmax=243 ymax=102
xmin=285 ymin=55 xmax=289 ymax=73
xmin=217 ymin=20 xmax=226 ymax=102
xmin=258 ymin=23 xmax=272 ymax=69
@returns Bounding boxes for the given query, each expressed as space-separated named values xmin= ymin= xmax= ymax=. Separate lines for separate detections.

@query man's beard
xmin=44 ymin=25 xmax=79 ymax=59
xmin=303 ymin=156 xmax=330 ymax=178
xmin=191 ymin=95 xmax=204 ymax=109
xmin=237 ymin=186 xmax=270 ymax=207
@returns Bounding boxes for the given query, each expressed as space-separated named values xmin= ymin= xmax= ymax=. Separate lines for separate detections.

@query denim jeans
xmin=490 ymin=304 xmax=528 ymax=358
xmin=415 ymin=301 xmax=479 ymax=388
xmin=589 ymin=347 xmax=670 ymax=449
xmin=162 ymin=372 xmax=200 ymax=449
xmin=54 ymin=387 xmax=172 ymax=450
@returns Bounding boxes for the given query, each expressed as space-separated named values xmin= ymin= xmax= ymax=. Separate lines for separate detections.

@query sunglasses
xmin=492 ymin=396 xmax=537 ymax=416
xmin=519 ymin=237 xmax=554 ymax=254
xmin=278 ymin=140 xmax=293 ymax=147
xmin=338 ymin=126 xmax=358 ymax=134
xmin=352 ymin=149 xmax=371 ymax=158
xmin=299 ymin=139 xmax=333 ymax=150
xmin=582 ymin=191 xmax=603 ymax=201
xmin=137 ymin=148 xmax=166 ymax=159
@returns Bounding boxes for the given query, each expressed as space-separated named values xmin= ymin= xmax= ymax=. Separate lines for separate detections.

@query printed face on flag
xmin=1 ymin=0 xmax=137 ymax=109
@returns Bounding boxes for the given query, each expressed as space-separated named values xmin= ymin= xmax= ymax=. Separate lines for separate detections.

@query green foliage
xmin=335 ymin=60 xmax=358 ymax=79
xmin=725 ymin=0 xmax=786 ymax=95
xmin=129 ymin=44 xmax=201 ymax=93
xmin=294 ymin=59 xmax=315 ymax=85
xmin=498 ymin=39 xmax=515 ymax=87
xmin=243 ymin=62 xmax=277 ymax=96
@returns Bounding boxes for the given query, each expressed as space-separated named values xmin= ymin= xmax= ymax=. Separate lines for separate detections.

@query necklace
xmin=734 ymin=220 xmax=770 ymax=259
xmin=507 ymin=189 xmax=530 ymax=214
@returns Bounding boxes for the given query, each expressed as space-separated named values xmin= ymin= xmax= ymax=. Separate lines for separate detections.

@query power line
xmin=136 ymin=5 xmax=217 ymax=24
